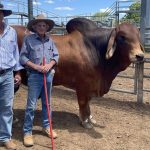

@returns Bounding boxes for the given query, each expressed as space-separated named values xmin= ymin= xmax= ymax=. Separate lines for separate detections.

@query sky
xmin=1 ymin=0 xmax=130 ymax=17
xmin=1 ymin=0 xmax=140 ymax=24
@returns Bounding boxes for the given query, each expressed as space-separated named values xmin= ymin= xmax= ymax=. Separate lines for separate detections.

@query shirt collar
xmin=1 ymin=22 xmax=10 ymax=36
xmin=35 ymin=33 xmax=49 ymax=42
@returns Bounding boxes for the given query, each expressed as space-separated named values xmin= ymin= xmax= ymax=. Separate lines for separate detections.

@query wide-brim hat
xmin=0 ymin=4 xmax=12 ymax=17
xmin=27 ymin=14 xmax=55 ymax=32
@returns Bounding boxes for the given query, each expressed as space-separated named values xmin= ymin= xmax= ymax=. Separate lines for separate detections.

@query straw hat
xmin=27 ymin=14 xmax=54 ymax=32
xmin=0 ymin=4 xmax=12 ymax=17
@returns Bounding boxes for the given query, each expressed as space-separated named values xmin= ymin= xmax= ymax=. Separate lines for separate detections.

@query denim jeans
xmin=23 ymin=71 xmax=53 ymax=135
xmin=0 ymin=69 xmax=14 ymax=142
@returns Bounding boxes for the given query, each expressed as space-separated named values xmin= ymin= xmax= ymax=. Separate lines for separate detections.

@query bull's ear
xmin=106 ymin=29 xmax=117 ymax=59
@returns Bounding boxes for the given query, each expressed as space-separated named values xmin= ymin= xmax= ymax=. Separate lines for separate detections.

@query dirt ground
xmin=1 ymin=55 xmax=150 ymax=150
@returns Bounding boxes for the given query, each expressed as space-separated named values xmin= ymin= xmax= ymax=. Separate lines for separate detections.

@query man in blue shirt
xmin=20 ymin=14 xmax=59 ymax=147
xmin=0 ymin=4 xmax=22 ymax=150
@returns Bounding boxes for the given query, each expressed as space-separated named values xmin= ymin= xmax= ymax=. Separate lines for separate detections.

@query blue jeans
xmin=23 ymin=72 xmax=53 ymax=135
xmin=0 ymin=69 xmax=14 ymax=142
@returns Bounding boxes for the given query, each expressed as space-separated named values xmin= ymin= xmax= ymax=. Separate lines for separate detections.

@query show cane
xmin=43 ymin=57 xmax=55 ymax=150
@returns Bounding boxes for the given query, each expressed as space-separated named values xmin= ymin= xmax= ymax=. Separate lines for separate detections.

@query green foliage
xmin=121 ymin=2 xmax=141 ymax=24
xmin=93 ymin=12 xmax=109 ymax=17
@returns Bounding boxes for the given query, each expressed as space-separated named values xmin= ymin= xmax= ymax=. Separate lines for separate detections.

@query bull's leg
xmin=76 ymin=92 xmax=96 ymax=129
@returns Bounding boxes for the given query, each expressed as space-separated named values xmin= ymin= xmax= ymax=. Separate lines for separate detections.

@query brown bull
xmin=12 ymin=18 xmax=144 ymax=128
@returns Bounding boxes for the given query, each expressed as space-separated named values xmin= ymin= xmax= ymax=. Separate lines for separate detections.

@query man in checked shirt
xmin=0 ymin=4 xmax=22 ymax=150
xmin=20 ymin=14 xmax=59 ymax=147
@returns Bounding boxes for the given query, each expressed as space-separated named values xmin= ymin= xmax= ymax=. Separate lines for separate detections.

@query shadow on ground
xmin=13 ymin=108 xmax=103 ymax=143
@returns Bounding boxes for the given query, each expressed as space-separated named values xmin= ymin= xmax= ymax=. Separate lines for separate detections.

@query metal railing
xmin=144 ymin=27 xmax=150 ymax=52
xmin=2 ymin=0 xmax=141 ymax=27
xmin=110 ymin=59 xmax=150 ymax=103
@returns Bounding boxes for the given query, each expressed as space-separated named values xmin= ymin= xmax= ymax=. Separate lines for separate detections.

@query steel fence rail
xmin=110 ymin=59 xmax=150 ymax=103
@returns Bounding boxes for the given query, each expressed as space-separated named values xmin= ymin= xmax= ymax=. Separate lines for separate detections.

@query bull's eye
xmin=117 ymin=35 xmax=126 ymax=44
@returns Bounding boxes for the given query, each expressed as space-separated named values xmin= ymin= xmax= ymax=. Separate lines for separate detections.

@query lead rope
xmin=43 ymin=57 xmax=55 ymax=150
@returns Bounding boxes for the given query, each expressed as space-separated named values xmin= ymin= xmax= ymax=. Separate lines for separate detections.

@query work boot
xmin=3 ymin=140 xmax=16 ymax=150
xmin=23 ymin=134 xmax=34 ymax=147
xmin=42 ymin=128 xmax=58 ymax=139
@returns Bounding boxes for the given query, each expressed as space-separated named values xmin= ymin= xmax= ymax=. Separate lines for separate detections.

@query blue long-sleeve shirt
xmin=0 ymin=23 xmax=23 ymax=71
xmin=20 ymin=33 xmax=59 ymax=69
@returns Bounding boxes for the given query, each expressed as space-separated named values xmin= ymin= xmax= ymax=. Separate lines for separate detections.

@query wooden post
xmin=137 ymin=61 xmax=144 ymax=103
xmin=134 ymin=63 xmax=138 ymax=94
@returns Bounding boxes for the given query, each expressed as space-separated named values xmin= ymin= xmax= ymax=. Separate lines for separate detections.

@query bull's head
xmin=105 ymin=23 xmax=144 ymax=62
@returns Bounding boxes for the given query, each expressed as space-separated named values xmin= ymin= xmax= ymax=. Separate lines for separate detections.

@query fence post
xmin=137 ymin=61 xmax=144 ymax=103
xmin=134 ymin=63 xmax=138 ymax=94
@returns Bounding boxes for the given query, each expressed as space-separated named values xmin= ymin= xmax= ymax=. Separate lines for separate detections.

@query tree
xmin=93 ymin=12 xmax=109 ymax=17
xmin=91 ymin=12 xmax=113 ymax=27
xmin=91 ymin=12 xmax=109 ymax=21
xmin=121 ymin=2 xmax=141 ymax=25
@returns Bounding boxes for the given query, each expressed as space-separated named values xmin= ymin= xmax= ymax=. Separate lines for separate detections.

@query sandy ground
xmin=0 ymin=55 xmax=150 ymax=150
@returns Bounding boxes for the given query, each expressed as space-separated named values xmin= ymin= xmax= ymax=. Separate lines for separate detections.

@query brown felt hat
xmin=27 ymin=14 xmax=54 ymax=32
xmin=0 ymin=4 xmax=12 ymax=17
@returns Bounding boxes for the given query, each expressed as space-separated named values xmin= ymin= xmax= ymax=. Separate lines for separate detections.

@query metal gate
xmin=110 ymin=59 xmax=150 ymax=103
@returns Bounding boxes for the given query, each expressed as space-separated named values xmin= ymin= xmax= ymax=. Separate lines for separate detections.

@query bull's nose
xmin=136 ymin=54 xmax=144 ymax=61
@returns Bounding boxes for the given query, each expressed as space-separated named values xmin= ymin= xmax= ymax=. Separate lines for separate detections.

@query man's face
xmin=33 ymin=21 xmax=49 ymax=35
xmin=0 ymin=11 xmax=4 ymax=22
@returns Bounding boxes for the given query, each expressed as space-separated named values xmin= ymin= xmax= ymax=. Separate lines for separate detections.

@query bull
xmin=12 ymin=18 xmax=144 ymax=128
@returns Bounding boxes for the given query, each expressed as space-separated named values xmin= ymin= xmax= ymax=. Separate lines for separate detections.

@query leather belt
xmin=0 ymin=68 xmax=12 ymax=75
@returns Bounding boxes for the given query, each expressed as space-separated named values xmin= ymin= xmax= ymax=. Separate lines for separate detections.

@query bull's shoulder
xmin=11 ymin=25 xmax=27 ymax=33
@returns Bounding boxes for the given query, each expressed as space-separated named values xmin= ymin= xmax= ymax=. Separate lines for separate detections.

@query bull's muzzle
xmin=136 ymin=53 xmax=144 ymax=61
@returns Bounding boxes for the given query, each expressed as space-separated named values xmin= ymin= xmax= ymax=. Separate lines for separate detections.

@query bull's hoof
xmin=81 ymin=119 xmax=93 ymax=129
xmin=88 ymin=115 xmax=97 ymax=125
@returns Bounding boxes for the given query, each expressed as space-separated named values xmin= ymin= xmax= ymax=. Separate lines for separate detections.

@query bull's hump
xmin=66 ymin=17 xmax=97 ymax=34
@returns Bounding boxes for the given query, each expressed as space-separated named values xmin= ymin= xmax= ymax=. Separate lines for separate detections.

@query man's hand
xmin=14 ymin=74 xmax=21 ymax=86
xmin=41 ymin=60 xmax=56 ymax=73
xmin=41 ymin=64 xmax=53 ymax=73
xmin=35 ymin=64 xmax=44 ymax=72
xmin=26 ymin=60 xmax=56 ymax=73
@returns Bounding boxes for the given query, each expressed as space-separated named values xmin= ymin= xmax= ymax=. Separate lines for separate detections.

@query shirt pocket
xmin=30 ymin=45 xmax=42 ymax=64
xmin=4 ymin=39 xmax=15 ymax=61
xmin=45 ymin=49 xmax=53 ymax=63
xmin=6 ymin=39 xmax=16 ymax=53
